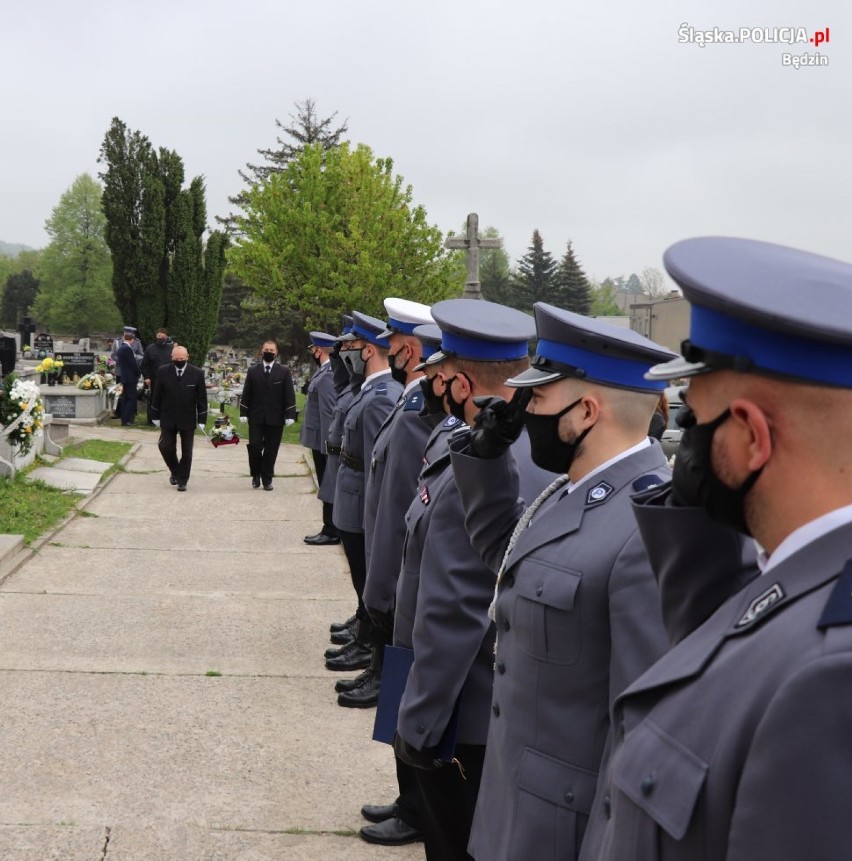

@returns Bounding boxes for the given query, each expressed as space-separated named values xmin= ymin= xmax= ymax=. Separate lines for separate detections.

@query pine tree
xmin=512 ymin=230 xmax=557 ymax=313
xmin=552 ymin=241 xmax=592 ymax=315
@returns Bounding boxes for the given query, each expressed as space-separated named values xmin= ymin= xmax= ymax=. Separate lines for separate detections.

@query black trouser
xmin=311 ymin=449 xmax=337 ymax=536
xmin=247 ymin=422 xmax=283 ymax=485
xmin=158 ymin=426 xmax=195 ymax=483
xmin=338 ymin=529 xmax=366 ymax=619
xmin=120 ymin=380 xmax=138 ymax=425
xmin=414 ymin=743 xmax=486 ymax=861
xmin=395 ymin=755 xmax=423 ymax=831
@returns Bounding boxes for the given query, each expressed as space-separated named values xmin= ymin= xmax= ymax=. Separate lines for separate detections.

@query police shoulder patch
xmin=817 ymin=561 xmax=852 ymax=630
xmin=404 ymin=390 xmax=424 ymax=411
xmin=633 ymin=474 xmax=664 ymax=493
xmin=736 ymin=583 xmax=786 ymax=630
xmin=586 ymin=481 xmax=614 ymax=506
xmin=442 ymin=415 xmax=461 ymax=429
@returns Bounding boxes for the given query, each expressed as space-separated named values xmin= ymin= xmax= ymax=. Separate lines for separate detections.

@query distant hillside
xmin=0 ymin=240 xmax=32 ymax=257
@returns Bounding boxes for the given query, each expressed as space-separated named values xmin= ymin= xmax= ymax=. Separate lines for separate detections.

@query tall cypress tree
xmin=553 ymin=241 xmax=592 ymax=315
xmin=512 ymin=229 xmax=557 ymax=313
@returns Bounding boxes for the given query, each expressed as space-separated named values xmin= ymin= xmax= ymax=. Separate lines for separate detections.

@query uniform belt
xmin=325 ymin=443 xmax=342 ymax=456
xmin=340 ymin=448 xmax=365 ymax=471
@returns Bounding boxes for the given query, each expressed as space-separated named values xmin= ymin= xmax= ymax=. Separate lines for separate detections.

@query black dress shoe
xmin=251 ymin=476 xmax=260 ymax=489
xmin=262 ymin=483 xmax=273 ymax=491
xmin=359 ymin=816 xmax=423 ymax=846
xmin=177 ymin=483 xmax=187 ymax=492
xmin=325 ymin=643 xmax=371 ymax=672
xmin=303 ymin=533 xmax=340 ymax=546
xmin=329 ymin=628 xmax=355 ymax=646
xmin=169 ymin=474 xmax=178 ymax=486
xmin=338 ymin=672 xmax=381 ymax=708
xmin=361 ymin=802 xmax=397 ymax=824
xmin=330 ymin=614 xmax=357 ymax=634
xmin=335 ymin=667 xmax=371 ymax=693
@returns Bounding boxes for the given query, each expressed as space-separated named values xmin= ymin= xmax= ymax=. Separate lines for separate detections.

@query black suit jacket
xmin=239 ymin=362 xmax=297 ymax=426
xmin=151 ymin=364 xmax=208 ymax=430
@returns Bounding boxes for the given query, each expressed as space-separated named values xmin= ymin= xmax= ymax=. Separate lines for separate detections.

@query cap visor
xmin=505 ymin=366 xmax=567 ymax=388
xmin=338 ymin=332 xmax=357 ymax=342
xmin=644 ymin=356 xmax=711 ymax=381
xmin=424 ymin=350 xmax=448 ymax=367
xmin=376 ymin=326 xmax=395 ymax=340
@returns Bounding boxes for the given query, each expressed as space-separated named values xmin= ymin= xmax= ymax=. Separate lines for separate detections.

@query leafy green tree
xmin=552 ymin=241 xmax=592 ymax=315
xmin=219 ymin=98 xmax=349 ymax=232
xmin=589 ymin=278 xmax=621 ymax=316
xmin=31 ymin=174 xmax=119 ymax=334
xmin=1 ymin=270 xmax=40 ymax=328
xmin=512 ymin=230 xmax=557 ymax=312
xmin=99 ymin=117 xmax=228 ymax=359
xmin=229 ymin=142 xmax=458 ymax=337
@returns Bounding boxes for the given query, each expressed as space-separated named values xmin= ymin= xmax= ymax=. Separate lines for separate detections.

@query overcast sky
xmin=3 ymin=0 xmax=849 ymax=284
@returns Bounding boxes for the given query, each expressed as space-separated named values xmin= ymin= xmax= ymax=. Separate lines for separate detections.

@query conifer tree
xmin=512 ymin=229 xmax=557 ymax=313
xmin=553 ymin=241 xmax=592 ymax=315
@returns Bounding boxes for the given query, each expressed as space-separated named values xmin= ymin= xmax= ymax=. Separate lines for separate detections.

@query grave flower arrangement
xmin=209 ymin=416 xmax=240 ymax=447
xmin=35 ymin=356 xmax=64 ymax=378
xmin=77 ymin=371 xmax=114 ymax=391
xmin=0 ymin=373 xmax=45 ymax=455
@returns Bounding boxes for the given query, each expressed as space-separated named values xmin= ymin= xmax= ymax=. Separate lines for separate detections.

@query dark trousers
xmin=247 ymin=422 xmax=283 ymax=485
xmin=414 ymin=743 xmax=486 ymax=861
xmin=120 ymin=381 xmax=138 ymax=425
xmin=158 ymin=426 xmax=195 ymax=483
xmin=338 ymin=529 xmax=366 ymax=619
xmin=396 ymin=756 xmax=423 ymax=831
xmin=311 ymin=449 xmax=337 ymax=536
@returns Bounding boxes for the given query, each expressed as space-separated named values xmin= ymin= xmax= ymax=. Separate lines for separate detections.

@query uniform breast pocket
xmin=512 ymin=562 xmax=581 ymax=665
xmin=613 ymin=719 xmax=707 ymax=841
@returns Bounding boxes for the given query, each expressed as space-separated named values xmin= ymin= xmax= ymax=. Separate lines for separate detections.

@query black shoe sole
xmin=325 ymin=654 xmax=371 ymax=672
xmin=337 ymin=693 xmax=379 ymax=708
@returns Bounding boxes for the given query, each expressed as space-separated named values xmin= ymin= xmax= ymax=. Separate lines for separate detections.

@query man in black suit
xmin=150 ymin=344 xmax=208 ymax=492
xmin=116 ymin=328 xmax=142 ymax=426
xmin=239 ymin=340 xmax=297 ymax=490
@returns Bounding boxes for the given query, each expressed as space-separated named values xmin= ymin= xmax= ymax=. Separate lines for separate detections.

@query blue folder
xmin=372 ymin=644 xmax=461 ymax=762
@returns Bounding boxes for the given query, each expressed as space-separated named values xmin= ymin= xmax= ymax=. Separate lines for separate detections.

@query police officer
xmin=392 ymin=299 xmax=552 ymax=861
xmin=581 ymin=237 xmax=852 ymax=861
xmin=326 ymin=312 xmax=403 ymax=673
xmin=301 ymin=332 xmax=339 ymax=544
xmin=448 ymin=303 xmax=676 ymax=861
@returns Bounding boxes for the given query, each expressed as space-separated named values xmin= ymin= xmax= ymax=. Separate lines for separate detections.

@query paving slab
xmin=0 ymin=533 xmax=24 ymax=562
xmin=26 ymin=467 xmax=102 ymax=494
xmin=0 ymin=825 xmax=107 ymax=861
xmin=57 ymin=457 xmax=112 ymax=474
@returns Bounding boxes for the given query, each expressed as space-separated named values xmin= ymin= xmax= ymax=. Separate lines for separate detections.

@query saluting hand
xmin=469 ymin=387 xmax=532 ymax=459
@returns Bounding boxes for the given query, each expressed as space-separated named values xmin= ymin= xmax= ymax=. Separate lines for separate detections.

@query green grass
xmin=61 ymin=439 xmax=132 ymax=465
xmin=205 ymin=391 xmax=307 ymax=445
xmin=0 ymin=474 xmax=79 ymax=544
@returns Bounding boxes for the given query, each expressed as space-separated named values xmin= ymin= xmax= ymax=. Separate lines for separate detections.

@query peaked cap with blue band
xmin=377 ymin=298 xmax=434 ymax=339
xmin=308 ymin=331 xmax=337 ymax=349
xmin=429 ymin=299 xmax=535 ymax=363
xmin=505 ymin=303 xmax=676 ymax=392
xmin=647 ymin=237 xmax=852 ymax=387
xmin=412 ymin=323 xmax=443 ymax=371
xmin=339 ymin=311 xmax=391 ymax=348
xmin=340 ymin=314 xmax=354 ymax=336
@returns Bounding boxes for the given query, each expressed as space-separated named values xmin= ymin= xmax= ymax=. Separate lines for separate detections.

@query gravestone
xmin=0 ymin=335 xmax=15 ymax=375
xmin=53 ymin=351 xmax=95 ymax=381
xmin=33 ymin=332 xmax=54 ymax=360
xmin=43 ymin=395 xmax=76 ymax=419
xmin=19 ymin=316 xmax=35 ymax=352
xmin=444 ymin=213 xmax=503 ymax=300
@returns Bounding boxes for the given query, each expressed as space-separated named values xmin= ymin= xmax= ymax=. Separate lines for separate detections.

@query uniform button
xmin=535 ymin=585 xmax=543 ymax=596
xmin=492 ymin=703 xmax=500 ymax=717
xmin=641 ymin=774 xmax=656 ymax=796
xmin=416 ymin=723 xmax=425 ymax=734
xmin=496 ymin=661 xmax=506 ymax=675
xmin=564 ymin=788 xmax=574 ymax=804
xmin=603 ymin=793 xmax=611 ymax=818
xmin=502 ymin=617 xmax=511 ymax=631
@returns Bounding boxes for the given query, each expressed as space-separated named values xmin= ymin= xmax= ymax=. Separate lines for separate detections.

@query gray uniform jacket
xmin=395 ymin=429 xmax=550 ymax=749
xmin=300 ymin=361 xmax=335 ymax=452
xmin=363 ymin=387 xmax=443 ymax=613
xmin=451 ymin=443 xmax=672 ymax=861
xmin=333 ymin=371 xmax=403 ymax=533
xmin=581 ymin=519 xmax=852 ymax=861
xmin=318 ymin=387 xmax=355 ymax=505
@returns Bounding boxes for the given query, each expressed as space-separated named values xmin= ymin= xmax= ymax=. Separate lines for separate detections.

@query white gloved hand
xmin=239 ymin=416 xmax=248 ymax=424
xmin=152 ymin=420 xmax=160 ymax=427
xmin=198 ymin=424 xmax=205 ymax=430
xmin=285 ymin=418 xmax=295 ymax=426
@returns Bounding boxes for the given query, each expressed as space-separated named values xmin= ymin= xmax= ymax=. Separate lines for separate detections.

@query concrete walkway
xmin=0 ymin=426 xmax=424 ymax=860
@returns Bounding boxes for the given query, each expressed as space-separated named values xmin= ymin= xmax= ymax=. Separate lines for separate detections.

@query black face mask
xmin=445 ymin=373 xmax=471 ymax=422
xmin=173 ymin=360 xmax=187 ymax=370
xmin=156 ymin=337 xmax=167 ymax=345
xmin=419 ymin=375 xmax=445 ymax=415
xmin=388 ymin=348 xmax=409 ymax=386
xmin=523 ymin=397 xmax=591 ymax=474
xmin=311 ymin=352 xmax=322 ymax=367
xmin=671 ymin=407 xmax=763 ymax=535
xmin=329 ymin=350 xmax=350 ymax=391
xmin=262 ymin=351 xmax=276 ymax=363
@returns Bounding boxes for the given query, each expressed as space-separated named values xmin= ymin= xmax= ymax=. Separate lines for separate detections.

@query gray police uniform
xmin=581 ymin=236 xmax=852 ymax=861
xmin=300 ymin=361 xmax=335 ymax=452
xmin=455 ymin=443 xmax=671 ymax=861
xmin=333 ymin=370 xmax=403 ymax=533
xmin=363 ymin=385 xmax=442 ymax=613
xmin=318 ymin=385 xmax=355 ymax=506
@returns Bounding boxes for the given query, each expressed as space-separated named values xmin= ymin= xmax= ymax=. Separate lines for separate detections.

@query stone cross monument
xmin=444 ymin=213 xmax=503 ymax=300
